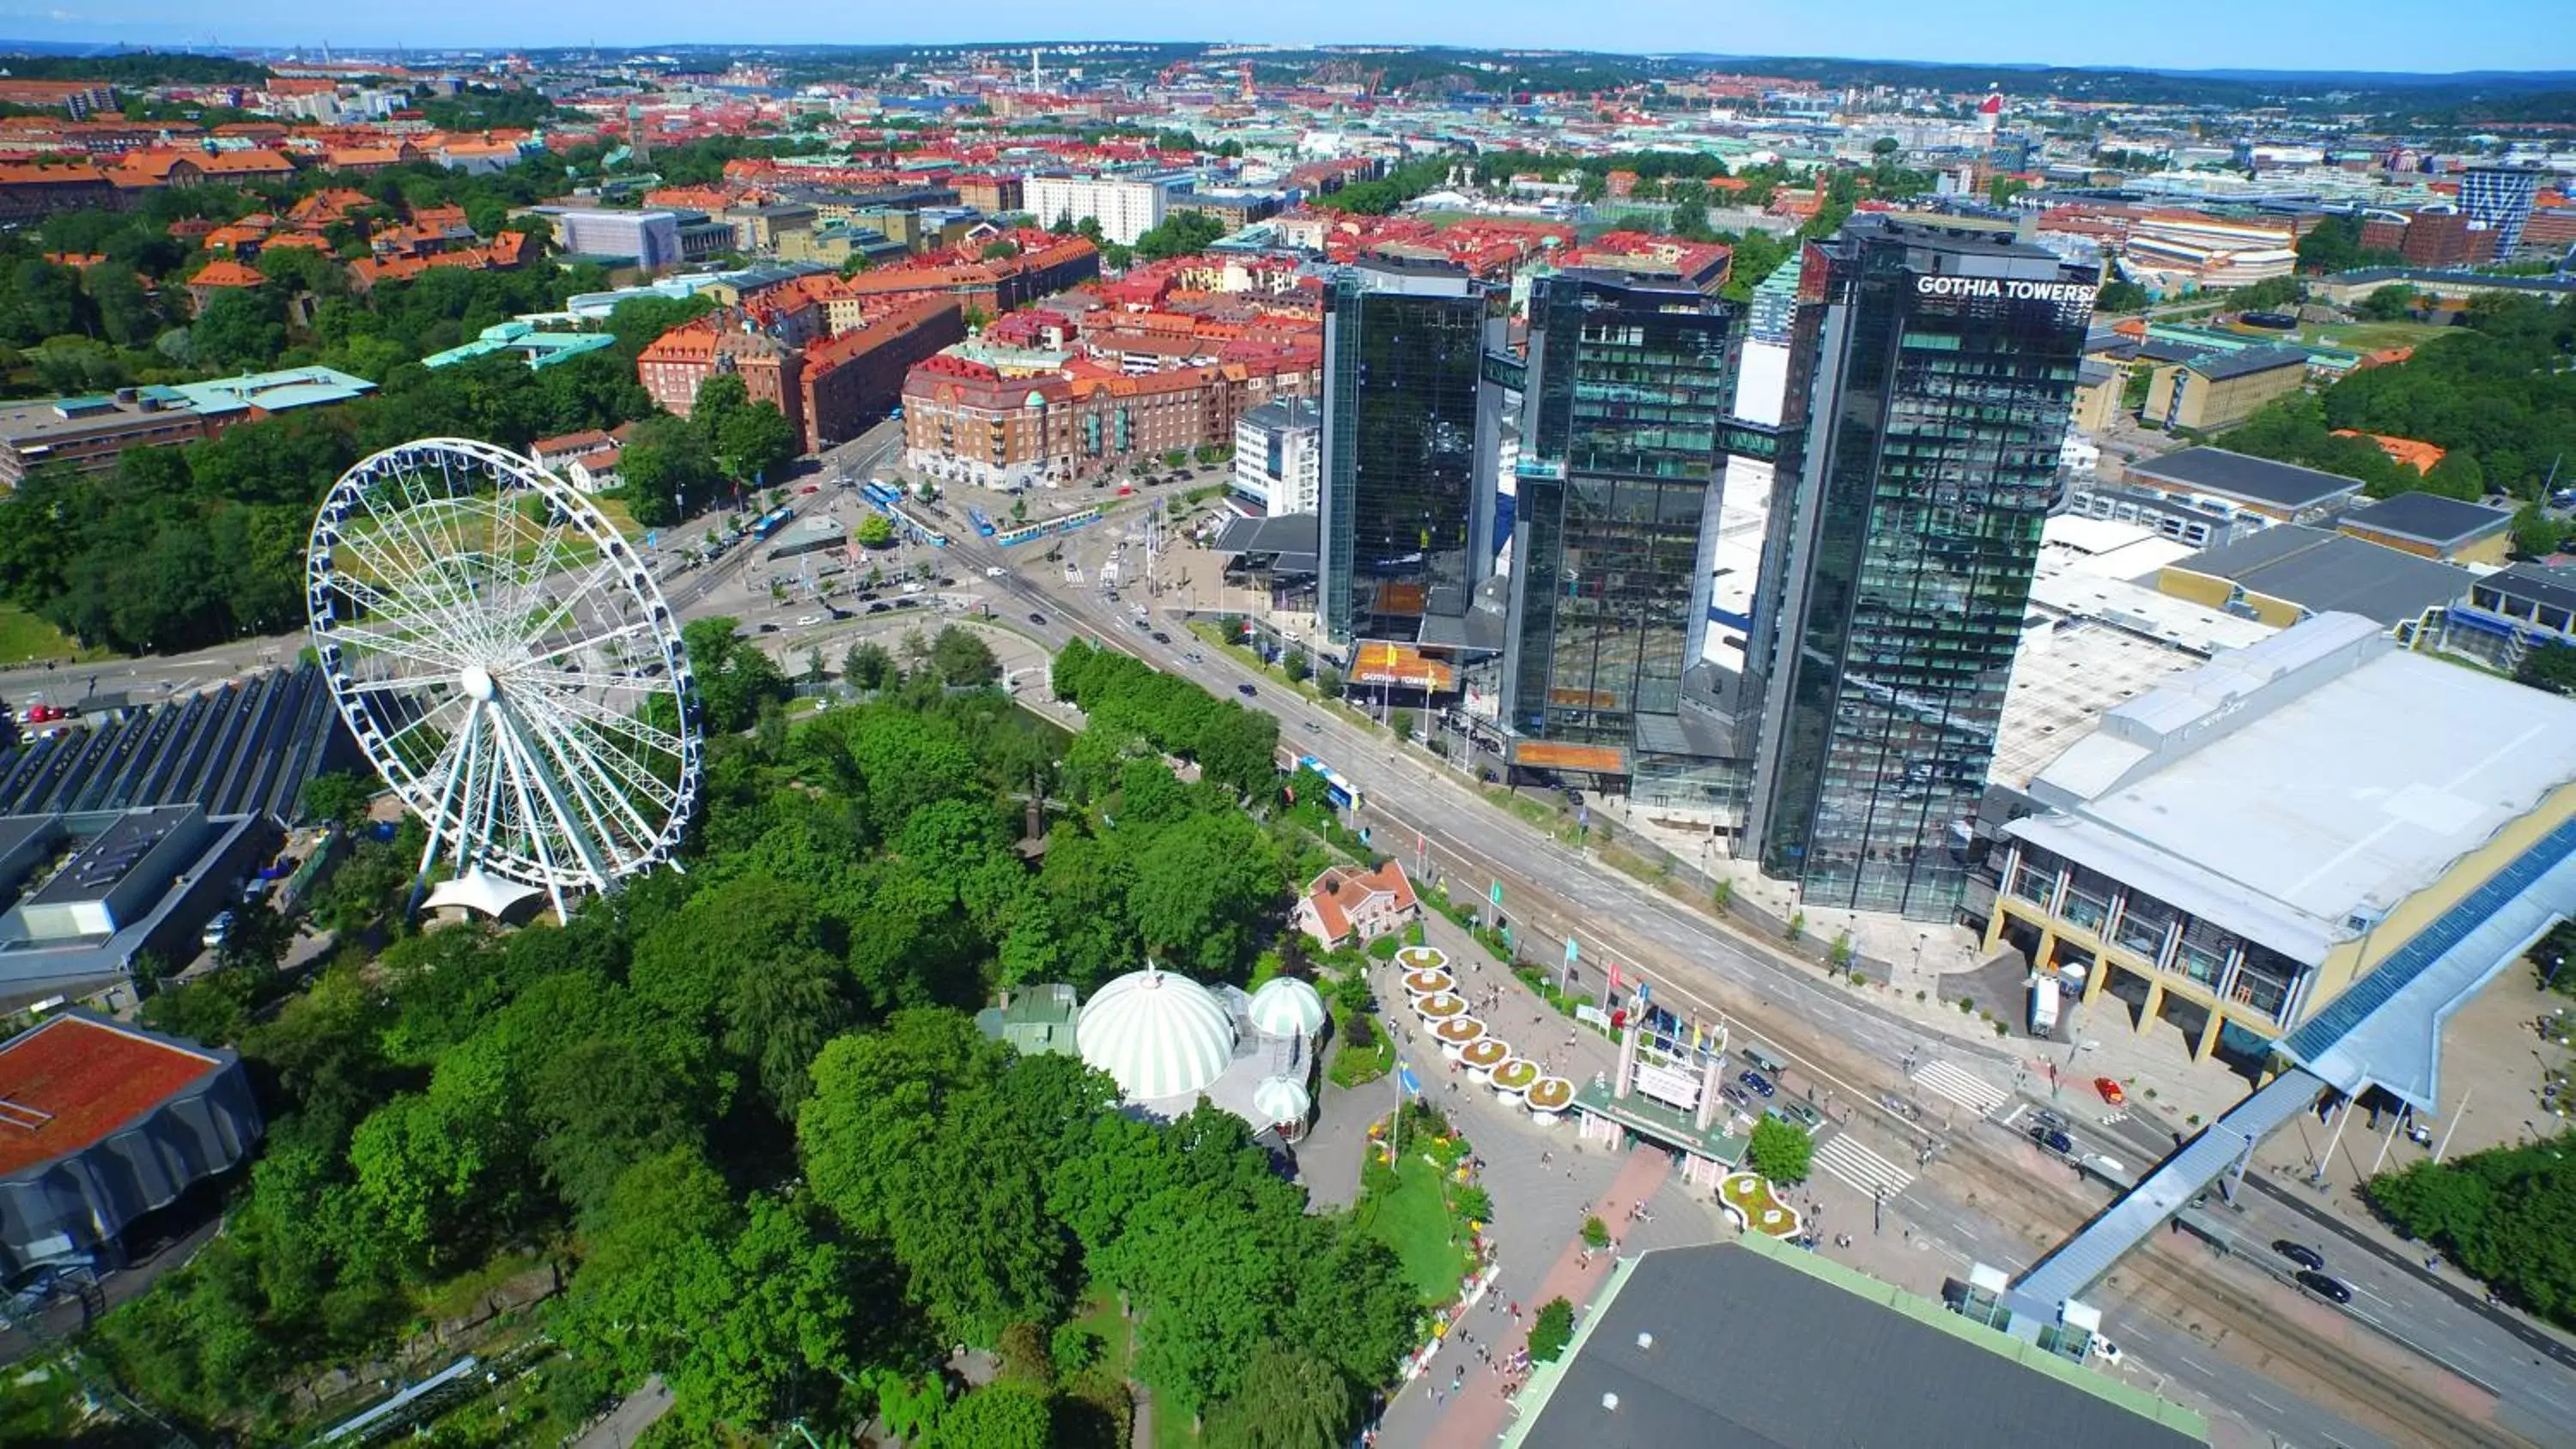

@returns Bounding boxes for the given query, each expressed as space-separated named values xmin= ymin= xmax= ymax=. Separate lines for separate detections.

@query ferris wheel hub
xmin=459 ymin=664 xmax=497 ymax=701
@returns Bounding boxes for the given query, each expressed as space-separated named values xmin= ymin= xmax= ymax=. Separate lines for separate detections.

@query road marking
xmin=1812 ymin=1132 xmax=1916 ymax=1197
xmin=1911 ymin=1060 xmax=2008 ymax=1117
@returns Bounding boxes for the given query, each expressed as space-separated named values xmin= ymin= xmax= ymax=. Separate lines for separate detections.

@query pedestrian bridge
xmin=2006 ymin=815 xmax=2576 ymax=1319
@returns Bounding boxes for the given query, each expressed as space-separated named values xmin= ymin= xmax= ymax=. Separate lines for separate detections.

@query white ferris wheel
xmin=306 ymin=438 xmax=702 ymax=922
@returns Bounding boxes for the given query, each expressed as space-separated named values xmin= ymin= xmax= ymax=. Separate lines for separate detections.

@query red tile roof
xmin=0 ymin=1016 xmax=222 ymax=1177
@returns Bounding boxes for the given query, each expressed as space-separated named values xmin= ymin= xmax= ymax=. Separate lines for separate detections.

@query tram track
xmin=1007 ymin=576 xmax=2539 ymax=1445
xmin=1294 ymin=729 xmax=2534 ymax=1446
xmin=1932 ymin=1132 xmax=2535 ymax=1449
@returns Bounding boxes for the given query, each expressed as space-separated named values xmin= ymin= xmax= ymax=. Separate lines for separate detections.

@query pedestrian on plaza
xmin=1433 ymin=1389 xmax=1445 ymax=1408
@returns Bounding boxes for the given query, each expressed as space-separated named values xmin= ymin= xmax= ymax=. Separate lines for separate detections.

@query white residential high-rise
xmin=1025 ymin=174 xmax=1188 ymax=246
xmin=1233 ymin=398 xmax=1322 ymax=515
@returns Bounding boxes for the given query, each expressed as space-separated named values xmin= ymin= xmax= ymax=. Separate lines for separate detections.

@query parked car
xmin=2089 ymin=1335 xmax=2123 ymax=1367
xmin=2295 ymin=1270 xmax=2353 ymax=1304
xmin=1738 ymin=1070 xmax=1777 ymax=1099
xmin=2093 ymin=1076 xmax=2128 ymax=1106
xmin=202 ymin=911 xmax=236 ymax=951
xmin=2273 ymin=1240 xmax=2327 ymax=1271
xmin=1767 ymin=1100 xmax=1824 ymax=1131
xmin=2028 ymin=1125 xmax=2075 ymax=1156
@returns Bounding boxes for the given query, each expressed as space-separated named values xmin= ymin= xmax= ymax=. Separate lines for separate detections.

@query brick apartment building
xmin=902 ymin=349 xmax=1317 ymax=491
xmin=640 ymin=297 xmax=966 ymax=454
xmin=2360 ymin=209 xmax=2500 ymax=269
xmin=955 ymin=173 xmax=1025 ymax=214
xmin=639 ymin=316 xmax=810 ymax=442
xmin=837 ymin=233 xmax=1102 ymax=317
xmin=799 ymin=295 xmax=967 ymax=450
xmin=0 ymin=79 xmax=117 ymax=117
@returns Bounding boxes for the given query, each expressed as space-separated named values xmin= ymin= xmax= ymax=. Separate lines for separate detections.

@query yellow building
xmin=2070 ymin=360 xmax=2123 ymax=433
xmin=2141 ymin=346 xmax=2308 ymax=432
xmin=1984 ymin=613 xmax=2576 ymax=1067
xmin=2335 ymin=490 xmax=2515 ymax=566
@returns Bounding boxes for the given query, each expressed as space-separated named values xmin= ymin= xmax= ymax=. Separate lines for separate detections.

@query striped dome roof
xmin=1247 ymin=977 xmax=1327 ymax=1039
xmin=1252 ymin=1074 xmax=1312 ymax=1125
xmin=1077 ymin=968 xmax=1237 ymax=1102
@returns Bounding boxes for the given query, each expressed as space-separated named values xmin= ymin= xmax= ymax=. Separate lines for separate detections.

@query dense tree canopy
xmin=94 ymin=647 xmax=1410 ymax=1443
xmin=2220 ymin=296 xmax=2576 ymax=502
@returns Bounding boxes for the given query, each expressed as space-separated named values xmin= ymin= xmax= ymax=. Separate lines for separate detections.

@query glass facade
xmin=1754 ymin=219 xmax=2092 ymax=919
xmin=1319 ymin=262 xmax=1488 ymax=645
xmin=1505 ymin=274 xmax=1741 ymax=758
xmin=2001 ymin=840 xmax=2310 ymax=1029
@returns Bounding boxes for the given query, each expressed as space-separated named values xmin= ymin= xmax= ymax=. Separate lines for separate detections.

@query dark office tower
xmin=1504 ymin=270 xmax=1745 ymax=803
xmin=2459 ymin=164 xmax=2542 ymax=258
xmin=1747 ymin=216 xmax=2095 ymax=919
xmin=1319 ymin=257 xmax=1495 ymax=646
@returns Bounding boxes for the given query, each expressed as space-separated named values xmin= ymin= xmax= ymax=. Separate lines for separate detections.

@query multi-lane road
xmin=11 ymin=427 xmax=2575 ymax=1446
xmin=940 ymin=518 xmax=2576 ymax=1448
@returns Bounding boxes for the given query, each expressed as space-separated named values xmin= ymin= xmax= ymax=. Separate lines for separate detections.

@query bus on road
xmin=1294 ymin=755 xmax=1364 ymax=812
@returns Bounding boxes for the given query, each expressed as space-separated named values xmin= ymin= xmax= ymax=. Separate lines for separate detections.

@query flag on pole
xmin=1397 ymin=1059 xmax=1423 ymax=1096
xmin=1564 ymin=936 xmax=1580 ymax=966
xmin=1607 ymin=961 xmax=1623 ymax=991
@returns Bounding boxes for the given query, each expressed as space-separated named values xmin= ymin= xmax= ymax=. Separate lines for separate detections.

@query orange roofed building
xmin=1294 ymin=859 xmax=1421 ymax=949
xmin=2332 ymin=429 xmax=2445 ymax=474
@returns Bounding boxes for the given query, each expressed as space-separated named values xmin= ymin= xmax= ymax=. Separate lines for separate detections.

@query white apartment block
xmin=1026 ymin=174 xmax=1186 ymax=246
xmin=1232 ymin=398 xmax=1321 ymax=515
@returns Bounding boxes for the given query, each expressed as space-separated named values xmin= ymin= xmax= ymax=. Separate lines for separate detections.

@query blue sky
xmin=5 ymin=1 xmax=2571 ymax=75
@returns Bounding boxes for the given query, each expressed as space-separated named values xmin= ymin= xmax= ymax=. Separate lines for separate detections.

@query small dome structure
xmin=1252 ymin=1074 xmax=1312 ymax=1126
xmin=1248 ymin=977 xmax=1327 ymax=1040
xmin=1077 ymin=968 xmax=1237 ymax=1101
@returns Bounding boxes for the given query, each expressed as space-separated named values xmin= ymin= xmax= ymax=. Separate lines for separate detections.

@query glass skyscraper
xmin=1503 ymin=270 xmax=1745 ymax=799
xmin=1746 ymin=216 xmax=2095 ymax=919
xmin=1318 ymin=258 xmax=1495 ymax=646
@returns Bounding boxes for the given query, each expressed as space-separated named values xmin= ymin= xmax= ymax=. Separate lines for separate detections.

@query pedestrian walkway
xmin=1812 ymin=1131 xmax=1916 ymax=1198
xmin=1911 ymin=1059 xmax=2008 ymax=1118
xmin=1418 ymin=1147 xmax=1672 ymax=1449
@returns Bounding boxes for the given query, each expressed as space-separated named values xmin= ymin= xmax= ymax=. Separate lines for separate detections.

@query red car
xmin=2094 ymin=1077 xmax=2127 ymax=1106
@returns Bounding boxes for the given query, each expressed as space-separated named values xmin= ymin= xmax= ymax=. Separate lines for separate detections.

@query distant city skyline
xmin=5 ymin=1 xmax=2574 ymax=76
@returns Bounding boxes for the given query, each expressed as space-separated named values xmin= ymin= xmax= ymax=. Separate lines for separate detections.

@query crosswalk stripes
xmin=1911 ymin=1059 xmax=2009 ymax=1118
xmin=1812 ymin=1133 xmax=1915 ymax=1197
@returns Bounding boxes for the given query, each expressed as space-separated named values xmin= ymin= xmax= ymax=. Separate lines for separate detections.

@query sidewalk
xmin=1415 ymin=1148 xmax=1672 ymax=1449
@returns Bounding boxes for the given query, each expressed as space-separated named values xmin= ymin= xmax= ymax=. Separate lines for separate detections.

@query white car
xmin=985 ymin=567 xmax=1005 ymax=578
xmin=794 ymin=614 xmax=825 ymax=627
xmin=2089 ymin=1335 xmax=2123 ymax=1368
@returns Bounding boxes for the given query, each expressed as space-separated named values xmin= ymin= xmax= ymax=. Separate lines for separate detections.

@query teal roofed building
xmin=422 ymin=321 xmax=619 ymax=372
xmin=166 ymin=366 xmax=376 ymax=421
xmin=975 ymin=983 xmax=1081 ymax=1058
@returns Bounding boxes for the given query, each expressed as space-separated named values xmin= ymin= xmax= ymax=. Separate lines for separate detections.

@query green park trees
xmin=2220 ymin=294 xmax=2576 ymax=503
xmin=2370 ymin=1133 xmax=2576 ymax=1328
xmin=1747 ymin=1117 xmax=1814 ymax=1185
xmin=84 ymin=609 xmax=1416 ymax=1442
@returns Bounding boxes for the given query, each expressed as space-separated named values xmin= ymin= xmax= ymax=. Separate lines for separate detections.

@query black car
xmin=1151 ymin=631 xmax=1172 ymax=644
xmin=1133 ymin=618 xmax=1151 ymax=631
xmin=1738 ymin=1070 xmax=1776 ymax=1099
xmin=1028 ymin=612 xmax=1048 ymax=626
xmin=2273 ymin=1240 xmax=2327 ymax=1271
xmin=2295 ymin=1270 xmax=2353 ymax=1304
xmin=1236 ymin=682 xmax=1257 ymax=698
xmin=756 ymin=622 xmax=781 ymax=634
xmin=2027 ymin=1125 xmax=2075 ymax=1155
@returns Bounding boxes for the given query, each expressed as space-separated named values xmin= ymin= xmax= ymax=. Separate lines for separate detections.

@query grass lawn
xmin=1355 ymin=1149 xmax=1478 ymax=1307
xmin=0 ymin=604 xmax=106 ymax=668
xmin=2307 ymin=319 xmax=2454 ymax=354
